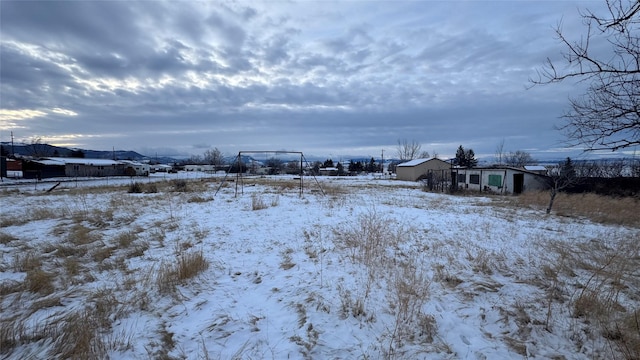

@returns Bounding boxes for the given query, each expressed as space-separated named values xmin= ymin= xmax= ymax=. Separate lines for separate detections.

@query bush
xmin=145 ymin=183 xmax=158 ymax=193
xmin=172 ymin=179 xmax=188 ymax=192
xmin=127 ymin=182 xmax=143 ymax=194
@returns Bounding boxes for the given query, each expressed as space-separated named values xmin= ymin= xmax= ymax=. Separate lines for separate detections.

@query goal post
xmin=214 ymin=151 xmax=325 ymax=197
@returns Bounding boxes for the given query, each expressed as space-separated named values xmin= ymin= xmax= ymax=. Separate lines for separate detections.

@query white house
xmin=119 ymin=160 xmax=150 ymax=176
xmin=453 ymin=166 xmax=549 ymax=194
xmin=184 ymin=164 xmax=216 ymax=172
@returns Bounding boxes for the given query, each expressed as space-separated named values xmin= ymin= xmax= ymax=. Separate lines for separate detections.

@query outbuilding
xmin=22 ymin=159 xmax=66 ymax=179
xmin=453 ymin=166 xmax=549 ymax=194
xmin=61 ymin=158 xmax=124 ymax=177
xmin=395 ymin=158 xmax=451 ymax=182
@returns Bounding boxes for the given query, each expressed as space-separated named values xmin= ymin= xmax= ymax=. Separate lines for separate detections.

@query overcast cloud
xmin=0 ymin=0 xmax=621 ymax=161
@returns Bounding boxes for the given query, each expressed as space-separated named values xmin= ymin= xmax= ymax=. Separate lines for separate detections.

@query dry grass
xmin=187 ymin=194 xmax=214 ymax=203
xmin=280 ymin=248 xmax=296 ymax=270
xmin=251 ymin=193 xmax=268 ymax=210
xmin=67 ymin=224 xmax=102 ymax=246
xmin=25 ymin=268 xmax=56 ymax=294
xmin=157 ymin=250 xmax=209 ymax=293
xmin=53 ymin=308 xmax=107 ymax=359
xmin=13 ymin=251 xmax=42 ymax=272
xmin=172 ymin=179 xmax=189 ymax=192
xmin=516 ymin=191 xmax=640 ymax=226
xmin=333 ymin=209 xmax=402 ymax=269
xmin=332 ymin=208 xmax=438 ymax=354
xmin=128 ymin=182 xmax=143 ymax=193
xmin=321 ymin=182 xmax=347 ymax=196
xmin=2 ymin=178 xmax=639 ymax=359
xmin=114 ymin=230 xmax=138 ymax=248
xmin=541 ymin=232 xmax=640 ymax=359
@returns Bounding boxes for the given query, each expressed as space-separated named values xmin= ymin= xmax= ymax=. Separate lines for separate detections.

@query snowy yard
xmin=1 ymin=174 xmax=639 ymax=359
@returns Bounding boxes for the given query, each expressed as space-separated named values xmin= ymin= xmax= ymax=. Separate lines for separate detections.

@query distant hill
xmin=0 ymin=142 xmax=154 ymax=162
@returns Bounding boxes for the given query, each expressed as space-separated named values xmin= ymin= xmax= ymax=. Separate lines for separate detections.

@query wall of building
xmin=455 ymin=168 xmax=548 ymax=194
xmin=396 ymin=159 xmax=450 ymax=181
xmin=65 ymin=164 xmax=125 ymax=177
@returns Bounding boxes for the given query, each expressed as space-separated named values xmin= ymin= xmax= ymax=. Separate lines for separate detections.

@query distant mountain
xmin=0 ymin=142 xmax=154 ymax=162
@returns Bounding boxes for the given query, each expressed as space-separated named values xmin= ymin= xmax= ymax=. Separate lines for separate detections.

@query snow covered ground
xmin=1 ymin=174 xmax=638 ymax=359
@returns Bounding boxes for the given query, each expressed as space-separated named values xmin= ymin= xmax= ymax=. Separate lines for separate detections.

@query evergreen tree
xmin=367 ymin=157 xmax=377 ymax=173
xmin=336 ymin=162 xmax=345 ymax=175
xmin=454 ymin=145 xmax=466 ymax=166
xmin=465 ymin=149 xmax=477 ymax=168
xmin=560 ymin=157 xmax=576 ymax=179
xmin=348 ymin=160 xmax=356 ymax=173
xmin=70 ymin=149 xmax=85 ymax=158
xmin=323 ymin=159 xmax=334 ymax=168
xmin=454 ymin=145 xmax=477 ymax=168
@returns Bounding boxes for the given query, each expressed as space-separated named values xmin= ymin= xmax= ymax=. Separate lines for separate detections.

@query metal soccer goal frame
xmin=214 ymin=151 xmax=325 ymax=197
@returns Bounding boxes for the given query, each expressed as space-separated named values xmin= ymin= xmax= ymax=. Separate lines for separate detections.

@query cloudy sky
xmin=0 ymin=0 xmax=622 ymax=161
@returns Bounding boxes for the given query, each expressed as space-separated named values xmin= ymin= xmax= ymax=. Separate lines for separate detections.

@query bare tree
xmin=203 ymin=147 xmax=225 ymax=170
xmin=532 ymin=0 xmax=640 ymax=152
xmin=494 ymin=139 xmax=505 ymax=165
xmin=25 ymin=136 xmax=52 ymax=158
xmin=544 ymin=157 xmax=580 ymax=214
xmin=187 ymin=154 xmax=203 ymax=164
xmin=505 ymin=150 xmax=536 ymax=168
xmin=265 ymin=157 xmax=284 ymax=175
xmin=396 ymin=139 xmax=428 ymax=161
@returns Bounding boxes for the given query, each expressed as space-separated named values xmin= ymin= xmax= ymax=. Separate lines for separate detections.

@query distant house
xmin=151 ymin=164 xmax=173 ymax=173
xmin=523 ymin=165 xmax=548 ymax=175
xmin=22 ymin=159 xmax=66 ymax=179
xmin=184 ymin=164 xmax=216 ymax=172
xmin=22 ymin=157 xmax=129 ymax=179
xmin=453 ymin=166 xmax=549 ymax=194
xmin=395 ymin=158 xmax=451 ymax=182
xmin=61 ymin=158 xmax=124 ymax=177
xmin=319 ymin=167 xmax=338 ymax=176
xmin=120 ymin=160 xmax=150 ymax=176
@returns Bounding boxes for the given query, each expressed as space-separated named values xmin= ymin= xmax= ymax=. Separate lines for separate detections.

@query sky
xmin=0 ymin=0 xmax=630 ymax=161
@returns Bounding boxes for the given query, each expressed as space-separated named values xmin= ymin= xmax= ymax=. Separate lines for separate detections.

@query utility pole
xmin=380 ymin=149 xmax=384 ymax=174
xmin=11 ymin=131 xmax=15 ymax=156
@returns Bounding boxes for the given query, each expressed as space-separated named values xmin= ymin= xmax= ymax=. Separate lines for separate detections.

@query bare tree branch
xmin=531 ymin=0 xmax=640 ymax=152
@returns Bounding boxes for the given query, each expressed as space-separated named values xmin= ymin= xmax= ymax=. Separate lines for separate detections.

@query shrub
xmin=127 ymin=182 xmax=143 ymax=194
xmin=172 ymin=179 xmax=188 ymax=192
xmin=145 ymin=183 xmax=158 ymax=193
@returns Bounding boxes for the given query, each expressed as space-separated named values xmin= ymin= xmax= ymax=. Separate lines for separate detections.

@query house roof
xmin=41 ymin=157 xmax=121 ymax=166
xmin=32 ymin=159 xmax=66 ymax=166
xmin=456 ymin=166 xmax=549 ymax=178
xmin=119 ymin=160 xmax=147 ymax=166
xmin=397 ymin=158 xmax=448 ymax=167
xmin=524 ymin=165 xmax=547 ymax=171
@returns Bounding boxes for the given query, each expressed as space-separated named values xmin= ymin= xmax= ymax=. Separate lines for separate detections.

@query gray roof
xmin=397 ymin=158 xmax=445 ymax=167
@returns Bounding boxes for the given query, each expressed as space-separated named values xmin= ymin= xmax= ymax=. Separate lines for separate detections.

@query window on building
xmin=488 ymin=174 xmax=502 ymax=187
xmin=457 ymin=173 xmax=466 ymax=183
xmin=469 ymin=174 xmax=480 ymax=184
